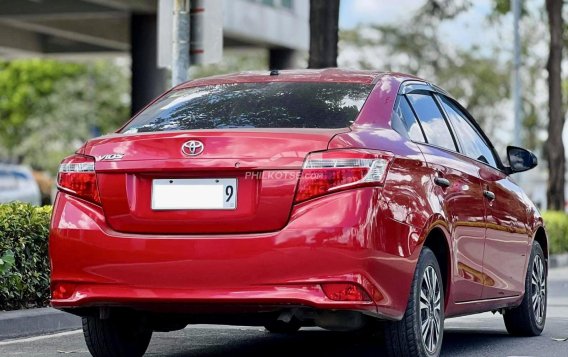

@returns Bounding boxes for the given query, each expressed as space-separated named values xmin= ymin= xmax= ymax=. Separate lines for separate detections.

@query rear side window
xmin=439 ymin=96 xmax=498 ymax=168
xmin=407 ymin=93 xmax=456 ymax=151
xmin=122 ymin=82 xmax=374 ymax=133
xmin=392 ymin=96 xmax=426 ymax=142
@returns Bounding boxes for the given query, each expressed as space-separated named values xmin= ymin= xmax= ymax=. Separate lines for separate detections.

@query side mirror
xmin=506 ymin=146 xmax=538 ymax=174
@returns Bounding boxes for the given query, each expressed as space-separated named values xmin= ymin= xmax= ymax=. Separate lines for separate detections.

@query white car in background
xmin=0 ymin=164 xmax=41 ymax=206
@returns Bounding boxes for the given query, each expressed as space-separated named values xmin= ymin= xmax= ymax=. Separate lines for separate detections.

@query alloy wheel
xmin=419 ymin=265 xmax=442 ymax=354
xmin=531 ymin=254 xmax=546 ymax=325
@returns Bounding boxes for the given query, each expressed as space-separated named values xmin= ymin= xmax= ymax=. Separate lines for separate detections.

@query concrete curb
xmin=550 ymin=253 xmax=568 ymax=269
xmin=0 ymin=307 xmax=81 ymax=341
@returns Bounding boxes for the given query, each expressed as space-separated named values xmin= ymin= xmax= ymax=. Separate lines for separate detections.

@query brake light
xmin=294 ymin=149 xmax=391 ymax=203
xmin=57 ymin=154 xmax=101 ymax=204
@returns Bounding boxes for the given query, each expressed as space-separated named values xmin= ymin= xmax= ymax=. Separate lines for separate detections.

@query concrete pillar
xmin=269 ymin=48 xmax=296 ymax=70
xmin=130 ymin=13 xmax=167 ymax=116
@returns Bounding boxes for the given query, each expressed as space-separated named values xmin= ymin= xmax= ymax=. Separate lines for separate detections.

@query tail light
xmin=57 ymin=154 xmax=101 ymax=204
xmin=294 ymin=149 xmax=391 ymax=203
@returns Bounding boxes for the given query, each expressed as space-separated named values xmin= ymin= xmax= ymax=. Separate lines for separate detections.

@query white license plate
xmin=151 ymin=178 xmax=237 ymax=210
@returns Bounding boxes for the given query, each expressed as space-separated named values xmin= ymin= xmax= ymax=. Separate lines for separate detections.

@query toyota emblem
xmin=181 ymin=140 xmax=204 ymax=156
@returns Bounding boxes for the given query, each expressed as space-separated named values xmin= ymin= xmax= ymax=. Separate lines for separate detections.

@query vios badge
xmin=96 ymin=153 xmax=124 ymax=161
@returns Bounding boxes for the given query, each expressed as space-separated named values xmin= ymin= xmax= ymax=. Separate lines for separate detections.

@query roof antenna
xmin=269 ymin=69 xmax=279 ymax=76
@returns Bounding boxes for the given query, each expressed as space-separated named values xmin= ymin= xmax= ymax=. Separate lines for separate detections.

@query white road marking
xmin=0 ymin=330 xmax=82 ymax=346
xmin=0 ymin=325 xmax=264 ymax=347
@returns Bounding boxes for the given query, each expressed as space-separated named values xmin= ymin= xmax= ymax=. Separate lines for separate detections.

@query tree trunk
xmin=308 ymin=0 xmax=340 ymax=68
xmin=545 ymin=0 xmax=565 ymax=211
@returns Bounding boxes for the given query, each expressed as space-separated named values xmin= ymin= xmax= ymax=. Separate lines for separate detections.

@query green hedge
xmin=542 ymin=211 xmax=568 ymax=255
xmin=0 ymin=203 xmax=52 ymax=311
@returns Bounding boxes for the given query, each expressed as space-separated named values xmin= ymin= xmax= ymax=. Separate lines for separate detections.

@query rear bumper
xmin=49 ymin=189 xmax=420 ymax=320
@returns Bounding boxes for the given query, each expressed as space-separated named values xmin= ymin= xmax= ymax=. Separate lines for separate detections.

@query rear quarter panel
xmin=328 ymin=127 xmax=439 ymax=316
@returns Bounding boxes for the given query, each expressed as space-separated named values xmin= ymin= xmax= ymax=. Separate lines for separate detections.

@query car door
xmin=400 ymin=89 xmax=487 ymax=303
xmin=436 ymin=95 xmax=530 ymax=299
xmin=480 ymin=168 xmax=531 ymax=298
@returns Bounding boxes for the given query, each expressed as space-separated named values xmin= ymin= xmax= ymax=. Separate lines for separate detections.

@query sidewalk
xmin=0 ymin=308 xmax=80 ymax=341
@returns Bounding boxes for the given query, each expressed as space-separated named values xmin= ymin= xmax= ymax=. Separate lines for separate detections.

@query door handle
xmin=483 ymin=190 xmax=496 ymax=200
xmin=434 ymin=177 xmax=451 ymax=188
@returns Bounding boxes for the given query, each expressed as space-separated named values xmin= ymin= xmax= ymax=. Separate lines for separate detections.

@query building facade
xmin=0 ymin=0 xmax=309 ymax=112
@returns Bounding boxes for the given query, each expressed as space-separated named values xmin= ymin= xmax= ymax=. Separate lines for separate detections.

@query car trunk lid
xmin=87 ymin=129 xmax=346 ymax=234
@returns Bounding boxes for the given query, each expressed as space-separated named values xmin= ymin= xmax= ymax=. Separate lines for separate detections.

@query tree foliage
xmin=0 ymin=60 xmax=83 ymax=159
xmin=0 ymin=59 xmax=129 ymax=173
xmin=340 ymin=22 xmax=510 ymax=149
xmin=490 ymin=0 xmax=567 ymax=209
xmin=418 ymin=0 xmax=473 ymax=20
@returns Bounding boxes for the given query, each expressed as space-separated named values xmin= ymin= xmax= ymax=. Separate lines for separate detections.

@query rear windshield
xmin=121 ymin=82 xmax=374 ymax=133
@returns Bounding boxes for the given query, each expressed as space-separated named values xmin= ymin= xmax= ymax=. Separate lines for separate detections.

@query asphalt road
xmin=1 ymin=267 xmax=567 ymax=357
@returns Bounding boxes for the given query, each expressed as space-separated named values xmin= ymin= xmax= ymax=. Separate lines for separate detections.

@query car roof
xmin=175 ymin=69 xmax=423 ymax=89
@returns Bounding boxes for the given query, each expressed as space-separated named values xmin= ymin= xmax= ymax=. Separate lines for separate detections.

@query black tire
xmin=264 ymin=319 xmax=301 ymax=333
xmin=503 ymin=241 xmax=547 ymax=336
xmin=383 ymin=247 xmax=444 ymax=357
xmin=83 ymin=315 xmax=153 ymax=357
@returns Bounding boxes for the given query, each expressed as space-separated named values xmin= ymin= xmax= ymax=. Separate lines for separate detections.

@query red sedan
xmin=50 ymin=69 xmax=547 ymax=357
